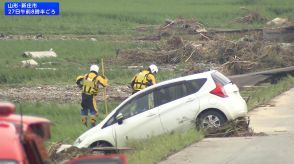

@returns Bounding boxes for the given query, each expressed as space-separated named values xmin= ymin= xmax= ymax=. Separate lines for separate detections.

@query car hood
xmin=73 ymin=123 xmax=104 ymax=147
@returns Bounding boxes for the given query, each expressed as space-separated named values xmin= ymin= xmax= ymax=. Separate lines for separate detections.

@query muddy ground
xmin=0 ymin=84 xmax=130 ymax=103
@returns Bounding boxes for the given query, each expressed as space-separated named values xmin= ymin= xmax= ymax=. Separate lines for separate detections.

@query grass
xmin=0 ymin=0 xmax=293 ymax=35
xmin=241 ymin=76 xmax=294 ymax=110
xmin=0 ymin=40 xmax=161 ymax=85
xmin=127 ymin=129 xmax=204 ymax=164
xmin=15 ymin=101 xmax=120 ymax=143
xmin=0 ymin=39 xmax=179 ymax=85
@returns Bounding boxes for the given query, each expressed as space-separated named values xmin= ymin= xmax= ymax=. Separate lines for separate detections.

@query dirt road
xmin=159 ymin=88 xmax=294 ymax=164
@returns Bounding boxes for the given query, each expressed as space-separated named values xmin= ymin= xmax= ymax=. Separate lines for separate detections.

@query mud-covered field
xmin=0 ymin=84 xmax=130 ymax=103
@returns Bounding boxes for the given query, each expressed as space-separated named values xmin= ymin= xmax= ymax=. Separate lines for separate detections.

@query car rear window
xmin=154 ymin=78 xmax=206 ymax=107
xmin=211 ymin=71 xmax=231 ymax=86
xmin=154 ymin=83 xmax=185 ymax=107
xmin=185 ymin=78 xmax=207 ymax=95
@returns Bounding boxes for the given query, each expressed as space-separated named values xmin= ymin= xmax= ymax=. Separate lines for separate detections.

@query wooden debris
xmin=21 ymin=59 xmax=38 ymax=68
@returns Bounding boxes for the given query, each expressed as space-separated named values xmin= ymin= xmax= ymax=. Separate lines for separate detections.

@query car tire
xmin=97 ymin=142 xmax=112 ymax=147
xmin=197 ymin=110 xmax=226 ymax=130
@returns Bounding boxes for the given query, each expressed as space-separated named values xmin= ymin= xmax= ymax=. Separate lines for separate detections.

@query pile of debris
xmin=118 ymin=34 xmax=294 ymax=75
xmin=136 ymin=18 xmax=208 ymax=41
xmin=160 ymin=18 xmax=207 ymax=35
xmin=48 ymin=142 xmax=101 ymax=164
xmin=266 ymin=17 xmax=289 ymax=26
xmin=205 ymin=117 xmax=266 ymax=137
xmin=232 ymin=10 xmax=267 ymax=24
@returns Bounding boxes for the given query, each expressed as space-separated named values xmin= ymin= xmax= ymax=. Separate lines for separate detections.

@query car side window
xmin=153 ymin=79 xmax=207 ymax=107
xmin=118 ymin=92 xmax=154 ymax=119
xmin=185 ymin=78 xmax=207 ymax=95
xmin=154 ymin=82 xmax=187 ymax=107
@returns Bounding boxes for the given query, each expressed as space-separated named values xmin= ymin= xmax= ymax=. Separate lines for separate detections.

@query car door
xmin=111 ymin=90 xmax=164 ymax=147
xmin=156 ymin=79 xmax=206 ymax=132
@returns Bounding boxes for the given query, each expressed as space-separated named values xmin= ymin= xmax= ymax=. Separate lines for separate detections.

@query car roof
xmin=0 ymin=114 xmax=50 ymax=124
xmin=0 ymin=114 xmax=50 ymax=131
xmin=133 ymin=70 xmax=215 ymax=95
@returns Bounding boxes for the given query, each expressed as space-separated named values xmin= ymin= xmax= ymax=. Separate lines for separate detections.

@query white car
xmin=74 ymin=70 xmax=247 ymax=148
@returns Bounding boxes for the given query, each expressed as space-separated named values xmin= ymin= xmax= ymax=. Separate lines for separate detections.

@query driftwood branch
xmin=185 ymin=49 xmax=196 ymax=62
xmin=199 ymin=33 xmax=210 ymax=40
xmin=162 ymin=21 xmax=175 ymax=29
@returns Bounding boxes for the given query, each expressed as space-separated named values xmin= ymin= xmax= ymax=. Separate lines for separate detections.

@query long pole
xmin=101 ymin=58 xmax=108 ymax=115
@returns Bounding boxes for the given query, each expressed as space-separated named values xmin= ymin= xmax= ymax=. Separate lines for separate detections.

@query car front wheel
xmin=197 ymin=110 xmax=226 ymax=129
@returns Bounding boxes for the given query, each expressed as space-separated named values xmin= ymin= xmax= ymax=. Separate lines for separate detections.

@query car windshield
xmin=103 ymin=91 xmax=154 ymax=127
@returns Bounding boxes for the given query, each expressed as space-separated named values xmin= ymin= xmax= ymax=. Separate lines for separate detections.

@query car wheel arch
xmin=89 ymin=140 xmax=113 ymax=148
xmin=196 ymin=108 xmax=228 ymax=128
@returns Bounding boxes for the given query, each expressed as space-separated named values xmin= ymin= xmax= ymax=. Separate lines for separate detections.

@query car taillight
xmin=210 ymin=83 xmax=228 ymax=98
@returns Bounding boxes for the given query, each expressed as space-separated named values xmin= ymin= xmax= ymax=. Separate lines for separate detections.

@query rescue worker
xmin=130 ymin=64 xmax=158 ymax=94
xmin=76 ymin=64 xmax=108 ymax=128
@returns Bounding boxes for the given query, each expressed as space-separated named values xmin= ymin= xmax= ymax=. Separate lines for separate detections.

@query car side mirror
xmin=116 ymin=113 xmax=124 ymax=125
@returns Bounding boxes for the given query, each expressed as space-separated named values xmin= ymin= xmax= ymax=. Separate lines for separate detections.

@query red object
xmin=0 ymin=102 xmax=51 ymax=164
xmin=0 ymin=102 xmax=15 ymax=116
xmin=0 ymin=114 xmax=51 ymax=140
xmin=210 ymin=83 xmax=228 ymax=98
xmin=0 ymin=122 xmax=27 ymax=163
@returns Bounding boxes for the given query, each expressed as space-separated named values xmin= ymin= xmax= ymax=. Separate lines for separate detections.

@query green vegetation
xmin=127 ymin=129 xmax=203 ymax=164
xmin=0 ymin=0 xmax=293 ymax=85
xmin=241 ymin=76 xmax=294 ymax=111
xmin=0 ymin=0 xmax=293 ymax=34
xmin=0 ymin=39 xmax=179 ymax=85
xmin=0 ymin=40 xmax=159 ymax=85
xmin=16 ymin=101 xmax=120 ymax=143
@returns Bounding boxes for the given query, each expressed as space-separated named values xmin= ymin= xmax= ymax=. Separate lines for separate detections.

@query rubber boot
xmin=90 ymin=115 xmax=96 ymax=128
xmin=81 ymin=116 xmax=88 ymax=127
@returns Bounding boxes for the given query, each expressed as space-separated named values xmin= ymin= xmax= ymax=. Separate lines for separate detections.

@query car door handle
xmin=147 ymin=113 xmax=156 ymax=117
xmin=186 ymin=98 xmax=194 ymax=103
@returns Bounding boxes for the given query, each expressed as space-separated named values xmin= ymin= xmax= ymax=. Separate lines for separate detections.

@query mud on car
xmin=74 ymin=70 xmax=248 ymax=148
